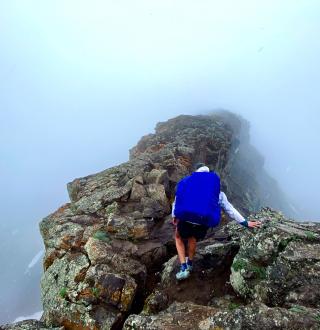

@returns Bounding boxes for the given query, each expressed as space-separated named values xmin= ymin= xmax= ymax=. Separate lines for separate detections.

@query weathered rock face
xmin=200 ymin=302 xmax=320 ymax=330
xmin=1 ymin=320 xmax=63 ymax=330
xmin=230 ymin=208 xmax=320 ymax=308
xmin=124 ymin=301 xmax=320 ymax=330
xmin=124 ymin=209 xmax=320 ymax=330
xmin=124 ymin=302 xmax=218 ymax=330
xmin=17 ymin=112 xmax=316 ymax=330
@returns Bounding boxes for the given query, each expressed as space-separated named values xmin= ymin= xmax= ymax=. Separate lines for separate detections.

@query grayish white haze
xmin=0 ymin=0 xmax=319 ymax=324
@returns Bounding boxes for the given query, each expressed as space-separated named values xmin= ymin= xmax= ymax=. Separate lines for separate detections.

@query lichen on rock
xmin=230 ymin=208 xmax=320 ymax=308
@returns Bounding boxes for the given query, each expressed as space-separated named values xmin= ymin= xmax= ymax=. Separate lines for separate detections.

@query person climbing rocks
xmin=172 ymin=163 xmax=261 ymax=280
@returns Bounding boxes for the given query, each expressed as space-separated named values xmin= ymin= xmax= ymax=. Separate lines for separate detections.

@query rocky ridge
xmin=124 ymin=208 xmax=320 ymax=329
xmin=2 ymin=113 xmax=319 ymax=329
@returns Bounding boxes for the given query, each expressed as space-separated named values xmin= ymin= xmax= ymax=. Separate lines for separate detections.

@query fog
xmin=0 ymin=0 xmax=319 ymax=324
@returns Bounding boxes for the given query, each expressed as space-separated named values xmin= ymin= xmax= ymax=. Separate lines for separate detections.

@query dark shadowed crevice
xmin=163 ymin=242 xmax=241 ymax=308
xmin=112 ymin=241 xmax=177 ymax=330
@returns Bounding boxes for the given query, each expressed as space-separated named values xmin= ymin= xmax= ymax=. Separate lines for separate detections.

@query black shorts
xmin=177 ymin=221 xmax=208 ymax=241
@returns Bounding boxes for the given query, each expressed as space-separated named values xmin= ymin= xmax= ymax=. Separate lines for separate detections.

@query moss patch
xmin=289 ymin=305 xmax=307 ymax=313
xmin=305 ymin=231 xmax=317 ymax=240
xmin=93 ymin=230 xmax=111 ymax=243
xmin=228 ymin=302 xmax=241 ymax=311
xmin=252 ymin=265 xmax=266 ymax=279
xmin=91 ymin=287 xmax=100 ymax=298
xmin=278 ymin=234 xmax=301 ymax=252
xmin=232 ymin=258 xmax=266 ymax=279
xmin=59 ymin=287 xmax=67 ymax=299
xmin=105 ymin=202 xmax=118 ymax=215
xmin=314 ymin=314 xmax=320 ymax=323
xmin=232 ymin=259 xmax=247 ymax=272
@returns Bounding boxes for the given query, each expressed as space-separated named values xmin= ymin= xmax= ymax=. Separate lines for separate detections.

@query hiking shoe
xmin=176 ymin=269 xmax=190 ymax=281
xmin=186 ymin=258 xmax=193 ymax=272
xmin=186 ymin=264 xmax=193 ymax=272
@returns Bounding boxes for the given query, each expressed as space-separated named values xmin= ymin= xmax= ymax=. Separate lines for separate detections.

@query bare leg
xmin=175 ymin=229 xmax=186 ymax=264
xmin=187 ymin=237 xmax=197 ymax=261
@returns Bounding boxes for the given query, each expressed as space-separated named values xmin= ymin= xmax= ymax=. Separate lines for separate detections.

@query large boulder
xmin=124 ymin=302 xmax=218 ymax=330
xmin=200 ymin=302 xmax=320 ymax=330
xmin=124 ymin=301 xmax=320 ymax=330
xmin=40 ymin=251 xmax=126 ymax=329
xmin=230 ymin=208 xmax=320 ymax=308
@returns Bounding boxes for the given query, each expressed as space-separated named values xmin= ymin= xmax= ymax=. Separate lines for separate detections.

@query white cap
xmin=196 ymin=166 xmax=210 ymax=172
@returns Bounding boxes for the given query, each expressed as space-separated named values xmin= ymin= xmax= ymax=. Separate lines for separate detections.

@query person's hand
xmin=172 ymin=217 xmax=178 ymax=226
xmin=248 ymin=220 xmax=262 ymax=228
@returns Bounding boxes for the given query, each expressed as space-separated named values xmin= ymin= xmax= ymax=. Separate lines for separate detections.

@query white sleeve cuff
xmin=219 ymin=192 xmax=246 ymax=224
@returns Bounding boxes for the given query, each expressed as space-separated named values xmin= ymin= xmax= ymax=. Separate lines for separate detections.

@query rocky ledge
xmin=124 ymin=208 xmax=320 ymax=329
xmin=2 ymin=113 xmax=319 ymax=329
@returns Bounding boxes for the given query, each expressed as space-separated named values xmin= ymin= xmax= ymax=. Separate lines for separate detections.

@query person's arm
xmin=172 ymin=197 xmax=176 ymax=217
xmin=219 ymin=192 xmax=261 ymax=228
xmin=171 ymin=197 xmax=178 ymax=225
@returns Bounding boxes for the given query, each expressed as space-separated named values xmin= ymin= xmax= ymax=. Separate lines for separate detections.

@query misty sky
xmin=0 ymin=0 xmax=320 ymax=323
